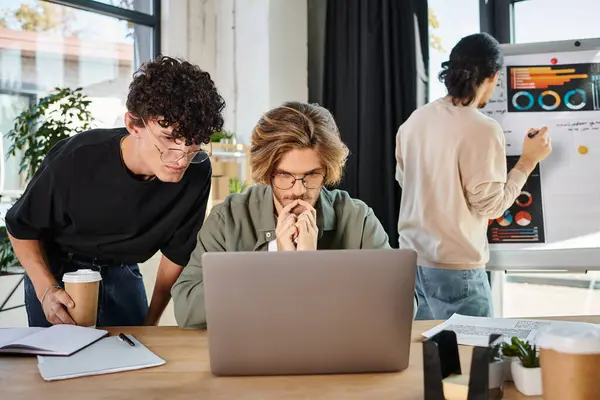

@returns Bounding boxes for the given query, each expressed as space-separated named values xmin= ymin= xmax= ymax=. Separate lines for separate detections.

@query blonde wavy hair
xmin=250 ymin=102 xmax=349 ymax=186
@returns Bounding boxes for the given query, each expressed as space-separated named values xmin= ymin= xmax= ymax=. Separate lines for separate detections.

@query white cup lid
xmin=537 ymin=323 xmax=600 ymax=354
xmin=62 ymin=269 xmax=102 ymax=283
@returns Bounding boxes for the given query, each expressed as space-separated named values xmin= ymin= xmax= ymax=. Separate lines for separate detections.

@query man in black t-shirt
xmin=5 ymin=55 xmax=225 ymax=327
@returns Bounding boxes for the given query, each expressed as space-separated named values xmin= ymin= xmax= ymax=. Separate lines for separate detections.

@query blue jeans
xmin=414 ymin=266 xmax=493 ymax=320
xmin=24 ymin=255 xmax=148 ymax=327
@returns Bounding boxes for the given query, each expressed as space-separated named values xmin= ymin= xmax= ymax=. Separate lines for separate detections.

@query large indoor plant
xmin=0 ymin=87 xmax=94 ymax=275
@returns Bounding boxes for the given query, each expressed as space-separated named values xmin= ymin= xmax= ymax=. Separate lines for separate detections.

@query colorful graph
xmin=511 ymin=67 xmax=588 ymax=90
xmin=507 ymin=63 xmax=598 ymax=113
xmin=515 ymin=211 xmax=532 ymax=226
xmin=487 ymin=156 xmax=545 ymax=244
xmin=496 ymin=210 xmax=513 ymax=227
xmin=490 ymin=227 xmax=540 ymax=242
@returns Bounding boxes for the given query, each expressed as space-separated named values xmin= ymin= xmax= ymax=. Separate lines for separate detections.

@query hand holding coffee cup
xmin=537 ymin=323 xmax=600 ymax=400
xmin=40 ymin=285 xmax=76 ymax=325
xmin=62 ymin=269 xmax=102 ymax=328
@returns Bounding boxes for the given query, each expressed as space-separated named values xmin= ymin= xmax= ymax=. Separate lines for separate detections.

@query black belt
xmin=61 ymin=251 xmax=124 ymax=267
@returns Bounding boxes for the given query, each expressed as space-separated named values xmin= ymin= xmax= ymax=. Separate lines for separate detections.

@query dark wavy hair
xmin=438 ymin=33 xmax=503 ymax=106
xmin=126 ymin=55 xmax=225 ymax=145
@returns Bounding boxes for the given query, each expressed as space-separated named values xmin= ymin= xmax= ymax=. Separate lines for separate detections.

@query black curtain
xmin=321 ymin=0 xmax=429 ymax=247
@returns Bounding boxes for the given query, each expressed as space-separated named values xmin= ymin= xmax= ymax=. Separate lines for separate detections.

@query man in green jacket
xmin=172 ymin=102 xmax=401 ymax=329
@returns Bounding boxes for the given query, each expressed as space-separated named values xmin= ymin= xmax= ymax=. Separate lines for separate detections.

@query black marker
xmin=119 ymin=333 xmax=135 ymax=346
xmin=528 ymin=129 xmax=539 ymax=138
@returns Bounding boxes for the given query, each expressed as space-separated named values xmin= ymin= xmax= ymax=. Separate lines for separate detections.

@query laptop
xmin=202 ymin=248 xmax=417 ymax=376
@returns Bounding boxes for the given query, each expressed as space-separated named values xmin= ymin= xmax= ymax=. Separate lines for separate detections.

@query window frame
xmin=45 ymin=0 xmax=161 ymax=57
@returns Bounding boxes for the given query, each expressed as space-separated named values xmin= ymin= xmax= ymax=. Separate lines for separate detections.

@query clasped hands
xmin=275 ymin=199 xmax=318 ymax=251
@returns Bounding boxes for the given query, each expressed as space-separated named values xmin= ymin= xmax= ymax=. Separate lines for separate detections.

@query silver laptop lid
xmin=203 ymin=249 xmax=417 ymax=376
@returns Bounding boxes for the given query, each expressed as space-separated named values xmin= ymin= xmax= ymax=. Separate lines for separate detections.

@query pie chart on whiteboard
xmin=515 ymin=211 xmax=532 ymax=226
xmin=497 ymin=210 xmax=513 ymax=227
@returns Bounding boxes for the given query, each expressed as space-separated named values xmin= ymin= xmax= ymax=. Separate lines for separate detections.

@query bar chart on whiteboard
xmin=507 ymin=63 xmax=600 ymax=113
xmin=481 ymin=45 xmax=600 ymax=249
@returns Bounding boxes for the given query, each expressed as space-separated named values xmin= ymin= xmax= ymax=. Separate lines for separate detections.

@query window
xmin=0 ymin=0 xmax=159 ymax=193
xmin=501 ymin=271 xmax=600 ymax=317
xmin=427 ymin=0 xmax=480 ymax=102
xmin=512 ymin=0 xmax=600 ymax=44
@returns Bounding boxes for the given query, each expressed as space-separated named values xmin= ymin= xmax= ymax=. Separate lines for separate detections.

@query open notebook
xmin=0 ymin=325 xmax=108 ymax=356
xmin=38 ymin=334 xmax=165 ymax=381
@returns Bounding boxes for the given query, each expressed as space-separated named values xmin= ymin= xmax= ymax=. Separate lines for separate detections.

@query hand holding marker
xmin=520 ymin=126 xmax=552 ymax=173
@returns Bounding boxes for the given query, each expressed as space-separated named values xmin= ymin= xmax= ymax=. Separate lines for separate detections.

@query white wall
xmin=269 ymin=0 xmax=308 ymax=108
xmin=161 ymin=0 xmax=308 ymax=144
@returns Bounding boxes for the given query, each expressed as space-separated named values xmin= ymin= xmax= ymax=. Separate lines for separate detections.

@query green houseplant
xmin=0 ymin=87 xmax=94 ymax=274
xmin=501 ymin=336 xmax=522 ymax=381
xmin=228 ymin=177 xmax=247 ymax=194
xmin=210 ymin=130 xmax=234 ymax=143
xmin=510 ymin=337 xmax=542 ymax=396
xmin=6 ymin=87 xmax=93 ymax=181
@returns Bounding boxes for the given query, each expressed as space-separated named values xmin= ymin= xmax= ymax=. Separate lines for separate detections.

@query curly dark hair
xmin=438 ymin=33 xmax=503 ymax=106
xmin=126 ymin=55 xmax=225 ymax=145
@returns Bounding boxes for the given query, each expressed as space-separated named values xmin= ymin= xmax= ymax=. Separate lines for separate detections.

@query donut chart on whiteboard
xmin=564 ymin=88 xmax=586 ymax=110
xmin=538 ymin=90 xmax=561 ymax=110
xmin=516 ymin=191 xmax=533 ymax=207
xmin=512 ymin=91 xmax=535 ymax=111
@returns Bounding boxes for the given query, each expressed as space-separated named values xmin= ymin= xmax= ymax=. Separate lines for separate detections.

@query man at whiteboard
xmin=394 ymin=33 xmax=552 ymax=320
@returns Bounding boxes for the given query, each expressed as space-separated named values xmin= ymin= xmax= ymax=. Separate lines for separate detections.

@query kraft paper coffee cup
xmin=537 ymin=323 xmax=600 ymax=400
xmin=63 ymin=269 xmax=102 ymax=328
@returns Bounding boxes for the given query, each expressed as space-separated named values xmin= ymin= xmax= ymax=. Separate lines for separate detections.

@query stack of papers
xmin=422 ymin=314 xmax=595 ymax=347
xmin=0 ymin=326 xmax=165 ymax=381
xmin=37 ymin=334 xmax=165 ymax=381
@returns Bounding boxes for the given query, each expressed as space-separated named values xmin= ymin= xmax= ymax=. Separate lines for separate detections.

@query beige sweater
xmin=395 ymin=98 xmax=528 ymax=270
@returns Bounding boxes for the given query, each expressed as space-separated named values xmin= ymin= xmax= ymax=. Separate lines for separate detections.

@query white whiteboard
xmin=483 ymin=38 xmax=600 ymax=270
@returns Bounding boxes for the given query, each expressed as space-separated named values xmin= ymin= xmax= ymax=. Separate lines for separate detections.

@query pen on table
xmin=119 ymin=333 xmax=135 ymax=346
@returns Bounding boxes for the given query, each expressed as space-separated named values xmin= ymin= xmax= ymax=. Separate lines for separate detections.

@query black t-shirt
xmin=5 ymin=128 xmax=211 ymax=266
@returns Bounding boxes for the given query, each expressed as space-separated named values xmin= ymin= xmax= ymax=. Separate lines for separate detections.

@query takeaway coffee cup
xmin=537 ymin=323 xmax=600 ymax=400
xmin=62 ymin=269 xmax=102 ymax=328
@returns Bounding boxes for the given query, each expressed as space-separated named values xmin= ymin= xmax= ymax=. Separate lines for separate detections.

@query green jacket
xmin=171 ymin=184 xmax=397 ymax=329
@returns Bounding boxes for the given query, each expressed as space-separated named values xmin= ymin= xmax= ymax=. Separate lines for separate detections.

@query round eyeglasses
xmin=142 ymin=118 xmax=211 ymax=165
xmin=155 ymin=144 xmax=211 ymax=165
xmin=271 ymin=172 xmax=325 ymax=190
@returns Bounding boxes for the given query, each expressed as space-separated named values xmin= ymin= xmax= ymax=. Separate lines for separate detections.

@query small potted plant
xmin=501 ymin=337 xmax=521 ymax=381
xmin=228 ymin=177 xmax=247 ymax=194
xmin=511 ymin=337 xmax=542 ymax=396
xmin=488 ymin=341 xmax=505 ymax=400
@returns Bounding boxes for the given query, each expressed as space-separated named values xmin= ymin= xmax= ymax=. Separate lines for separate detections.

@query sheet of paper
xmin=421 ymin=314 xmax=593 ymax=347
xmin=0 ymin=327 xmax=44 ymax=348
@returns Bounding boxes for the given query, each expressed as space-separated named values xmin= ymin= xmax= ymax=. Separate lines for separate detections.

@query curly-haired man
xmin=6 ymin=55 xmax=226 ymax=327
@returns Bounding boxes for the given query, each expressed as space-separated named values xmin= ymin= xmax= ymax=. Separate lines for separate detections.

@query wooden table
xmin=2 ymin=316 xmax=599 ymax=400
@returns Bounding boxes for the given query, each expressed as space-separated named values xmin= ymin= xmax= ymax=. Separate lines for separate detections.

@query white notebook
xmin=0 ymin=325 xmax=108 ymax=356
xmin=37 ymin=334 xmax=165 ymax=381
